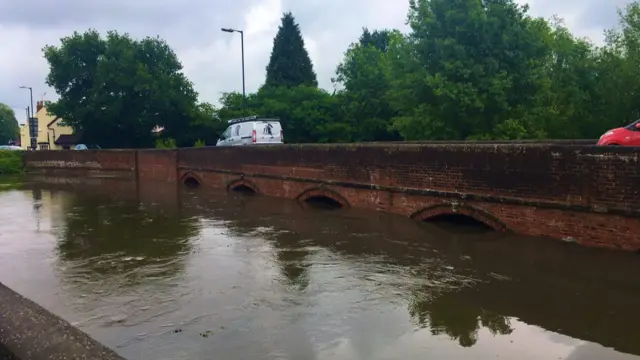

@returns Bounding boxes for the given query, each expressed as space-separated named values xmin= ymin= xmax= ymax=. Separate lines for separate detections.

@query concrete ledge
xmin=0 ymin=282 xmax=125 ymax=360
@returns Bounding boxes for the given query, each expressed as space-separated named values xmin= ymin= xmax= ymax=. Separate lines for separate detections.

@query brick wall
xmin=137 ymin=149 xmax=177 ymax=183
xmin=22 ymin=144 xmax=640 ymax=251
xmin=177 ymin=144 xmax=640 ymax=250
xmin=23 ymin=150 xmax=136 ymax=179
xmin=26 ymin=174 xmax=139 ymax=202
xmin=178 ymin=144 xmax=639 ymax=213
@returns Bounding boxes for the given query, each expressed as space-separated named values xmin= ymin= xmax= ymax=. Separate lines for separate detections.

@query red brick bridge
xmin=23 ymin=143 xmax=640 ymax=251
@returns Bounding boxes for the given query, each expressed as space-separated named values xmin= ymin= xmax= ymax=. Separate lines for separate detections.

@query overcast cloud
xmin=0 ymin=0 xmax=632 ymax=124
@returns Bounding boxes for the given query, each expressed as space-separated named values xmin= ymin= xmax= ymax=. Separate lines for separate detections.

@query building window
xmin=39 ymin=144 xmax=49 ymax=151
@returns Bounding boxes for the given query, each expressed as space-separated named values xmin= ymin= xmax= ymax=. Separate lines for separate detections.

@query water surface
xmin=0 ymin=176 xmax=638 ymax=360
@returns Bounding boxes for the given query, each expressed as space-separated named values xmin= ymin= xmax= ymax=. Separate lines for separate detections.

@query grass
xmin=0 ymin=175 xmax=24 ymax=191
xmin=0 ymin=150 xmax=24 ymax=175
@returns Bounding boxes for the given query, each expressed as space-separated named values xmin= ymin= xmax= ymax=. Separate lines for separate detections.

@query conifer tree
xmin=264 ymin=12 xmax=318 ymax=88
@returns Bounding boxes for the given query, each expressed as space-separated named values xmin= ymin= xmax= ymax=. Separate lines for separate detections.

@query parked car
xmin=597 ymin=120 xmax=640 ymax=146
xmin=74 ymin=144 xmax=102 ymax=150
xmin=0 ymin=145 xmax=23 ymax=151
xmin=216 ymin=115 xmax=283 ymax=146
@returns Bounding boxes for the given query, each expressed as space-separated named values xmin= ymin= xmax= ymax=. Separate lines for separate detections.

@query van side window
xmin=222 ymin=127 xmax=232 ymax=139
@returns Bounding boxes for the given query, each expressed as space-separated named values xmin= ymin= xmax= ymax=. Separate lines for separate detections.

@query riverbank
xmin=0 ymin=282 xmax=125 ymax=360
xmin=0 ymin=151 xmax=23 ymax=175
xmin=0 ymin=174 xmax=24 ymax=191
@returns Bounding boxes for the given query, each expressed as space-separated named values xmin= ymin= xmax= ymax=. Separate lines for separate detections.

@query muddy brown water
xmin=0 ymin=176 xmax=639 ymax=360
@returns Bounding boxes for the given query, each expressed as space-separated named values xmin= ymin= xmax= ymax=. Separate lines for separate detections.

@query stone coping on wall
xmin=20 ymin=139 xmax=609 ymax=150
xmin=21 ymin=141 xmax=640 ymax=155
xmin=0 ymin=282 xmax=125 ymax=360
xmin=173 ymin=142 xmax=637 ymax=153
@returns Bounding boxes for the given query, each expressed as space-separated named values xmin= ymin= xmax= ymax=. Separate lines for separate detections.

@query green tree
xmin=222 ymin=0 xmax=640 ymax=144
xmin=256 ymin=86 xmax=348 ymax=143
xmin=592 ymin=1 xmax=640 ymax=134
xmin=388 ymin=0 xmax=552 ymax=140
xmin=0 ymin=103 xmax=20 ymax=145
xmin=264 ymin=12 xmax=318 ymax=88
xmin=358 ymin=28 xmax=392 ymax=52
xmin=43 ymin=29 xmax=198 ymax=148
xmin=217 ymin=87 xmax=350 ymax=143
xmin=334 ymin=28 xmax=401 ymax=142
xmin=217 ymin=92 xmax=259 ymax=120
xmin=180 ymin=102 xmax=226 ymax=146
xmin=540 ymin=18 xmax=601 ymax=139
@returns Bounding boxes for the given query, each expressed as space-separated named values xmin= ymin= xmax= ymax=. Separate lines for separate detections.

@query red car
xmin=596 ymin=120 xmax=640 ymax=146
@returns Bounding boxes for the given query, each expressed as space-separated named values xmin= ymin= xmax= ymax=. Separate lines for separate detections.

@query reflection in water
xmin=44 ymin=185 xmax=200 ymax=334
xmin=408 ymin=288 xmax=513 ymax=347
xmin=213 ymin=196 xmax=312 ymax=290
xmin=0 ymin=178 xmax=639 ymax=360
xmin=32 ymin=187 xmax=43 ymax=232
xmin=272 ymin=232 xmax=312 ymax=290
xmin=183 ymin=192 xmax=517 ymax=350
xmin=182 ymin=189 xmax=640 ymax=359
xmin=55 ymin=194 xmax=197 ymax=282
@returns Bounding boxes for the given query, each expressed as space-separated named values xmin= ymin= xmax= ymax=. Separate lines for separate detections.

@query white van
xmin=216 ymin=115 xmax=283 ymax=146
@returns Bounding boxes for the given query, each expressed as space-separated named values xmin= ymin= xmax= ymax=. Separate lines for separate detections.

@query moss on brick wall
xmin=0 ymin=151 xmax=24 ymax=175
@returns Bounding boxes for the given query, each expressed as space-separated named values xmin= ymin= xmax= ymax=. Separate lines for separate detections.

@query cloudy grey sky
xmin=0 ymin=0 xmax=631 ymax=124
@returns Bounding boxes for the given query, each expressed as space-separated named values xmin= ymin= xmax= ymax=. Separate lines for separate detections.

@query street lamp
xmin=221 ymin=27 xmax=246 ymax=113
xmin=19 ymin=86 xmax=34 ymax=118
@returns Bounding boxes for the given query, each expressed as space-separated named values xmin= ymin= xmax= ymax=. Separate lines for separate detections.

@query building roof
xmin=47 ymin=117 xmax=61 ymax=128
xmin=54 ymin=134 xmax=77 ymax=145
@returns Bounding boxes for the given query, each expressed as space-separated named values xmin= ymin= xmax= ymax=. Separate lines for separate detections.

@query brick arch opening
xmin=226 ymin=179 xmax=259 ymax=194
xmin=296 ymin=187 xmax=350 ymax=210
xmin=410 ymin=203 xmax=507 ymax=232
xmin=181 ymin=172 xmax=202 ymax=188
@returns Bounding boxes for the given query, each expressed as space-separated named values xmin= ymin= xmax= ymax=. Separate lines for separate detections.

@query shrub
xmin=0 ymin=151 xmax=24 ymax=175
xmin=194 ymin=139 xmax=206 ymax=147
xmin=155 ymin=138 xmax=177 ymax=149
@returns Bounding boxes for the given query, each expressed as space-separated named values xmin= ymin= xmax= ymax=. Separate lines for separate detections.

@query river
xmin=0 ymin=176 xmax=639 ymax=360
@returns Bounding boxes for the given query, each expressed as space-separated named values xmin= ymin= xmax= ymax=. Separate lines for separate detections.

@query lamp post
xmin=19 ymin=86 xmax=34 ymax=118
xmin=221 ymin=27 xmax=246 ymax=114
